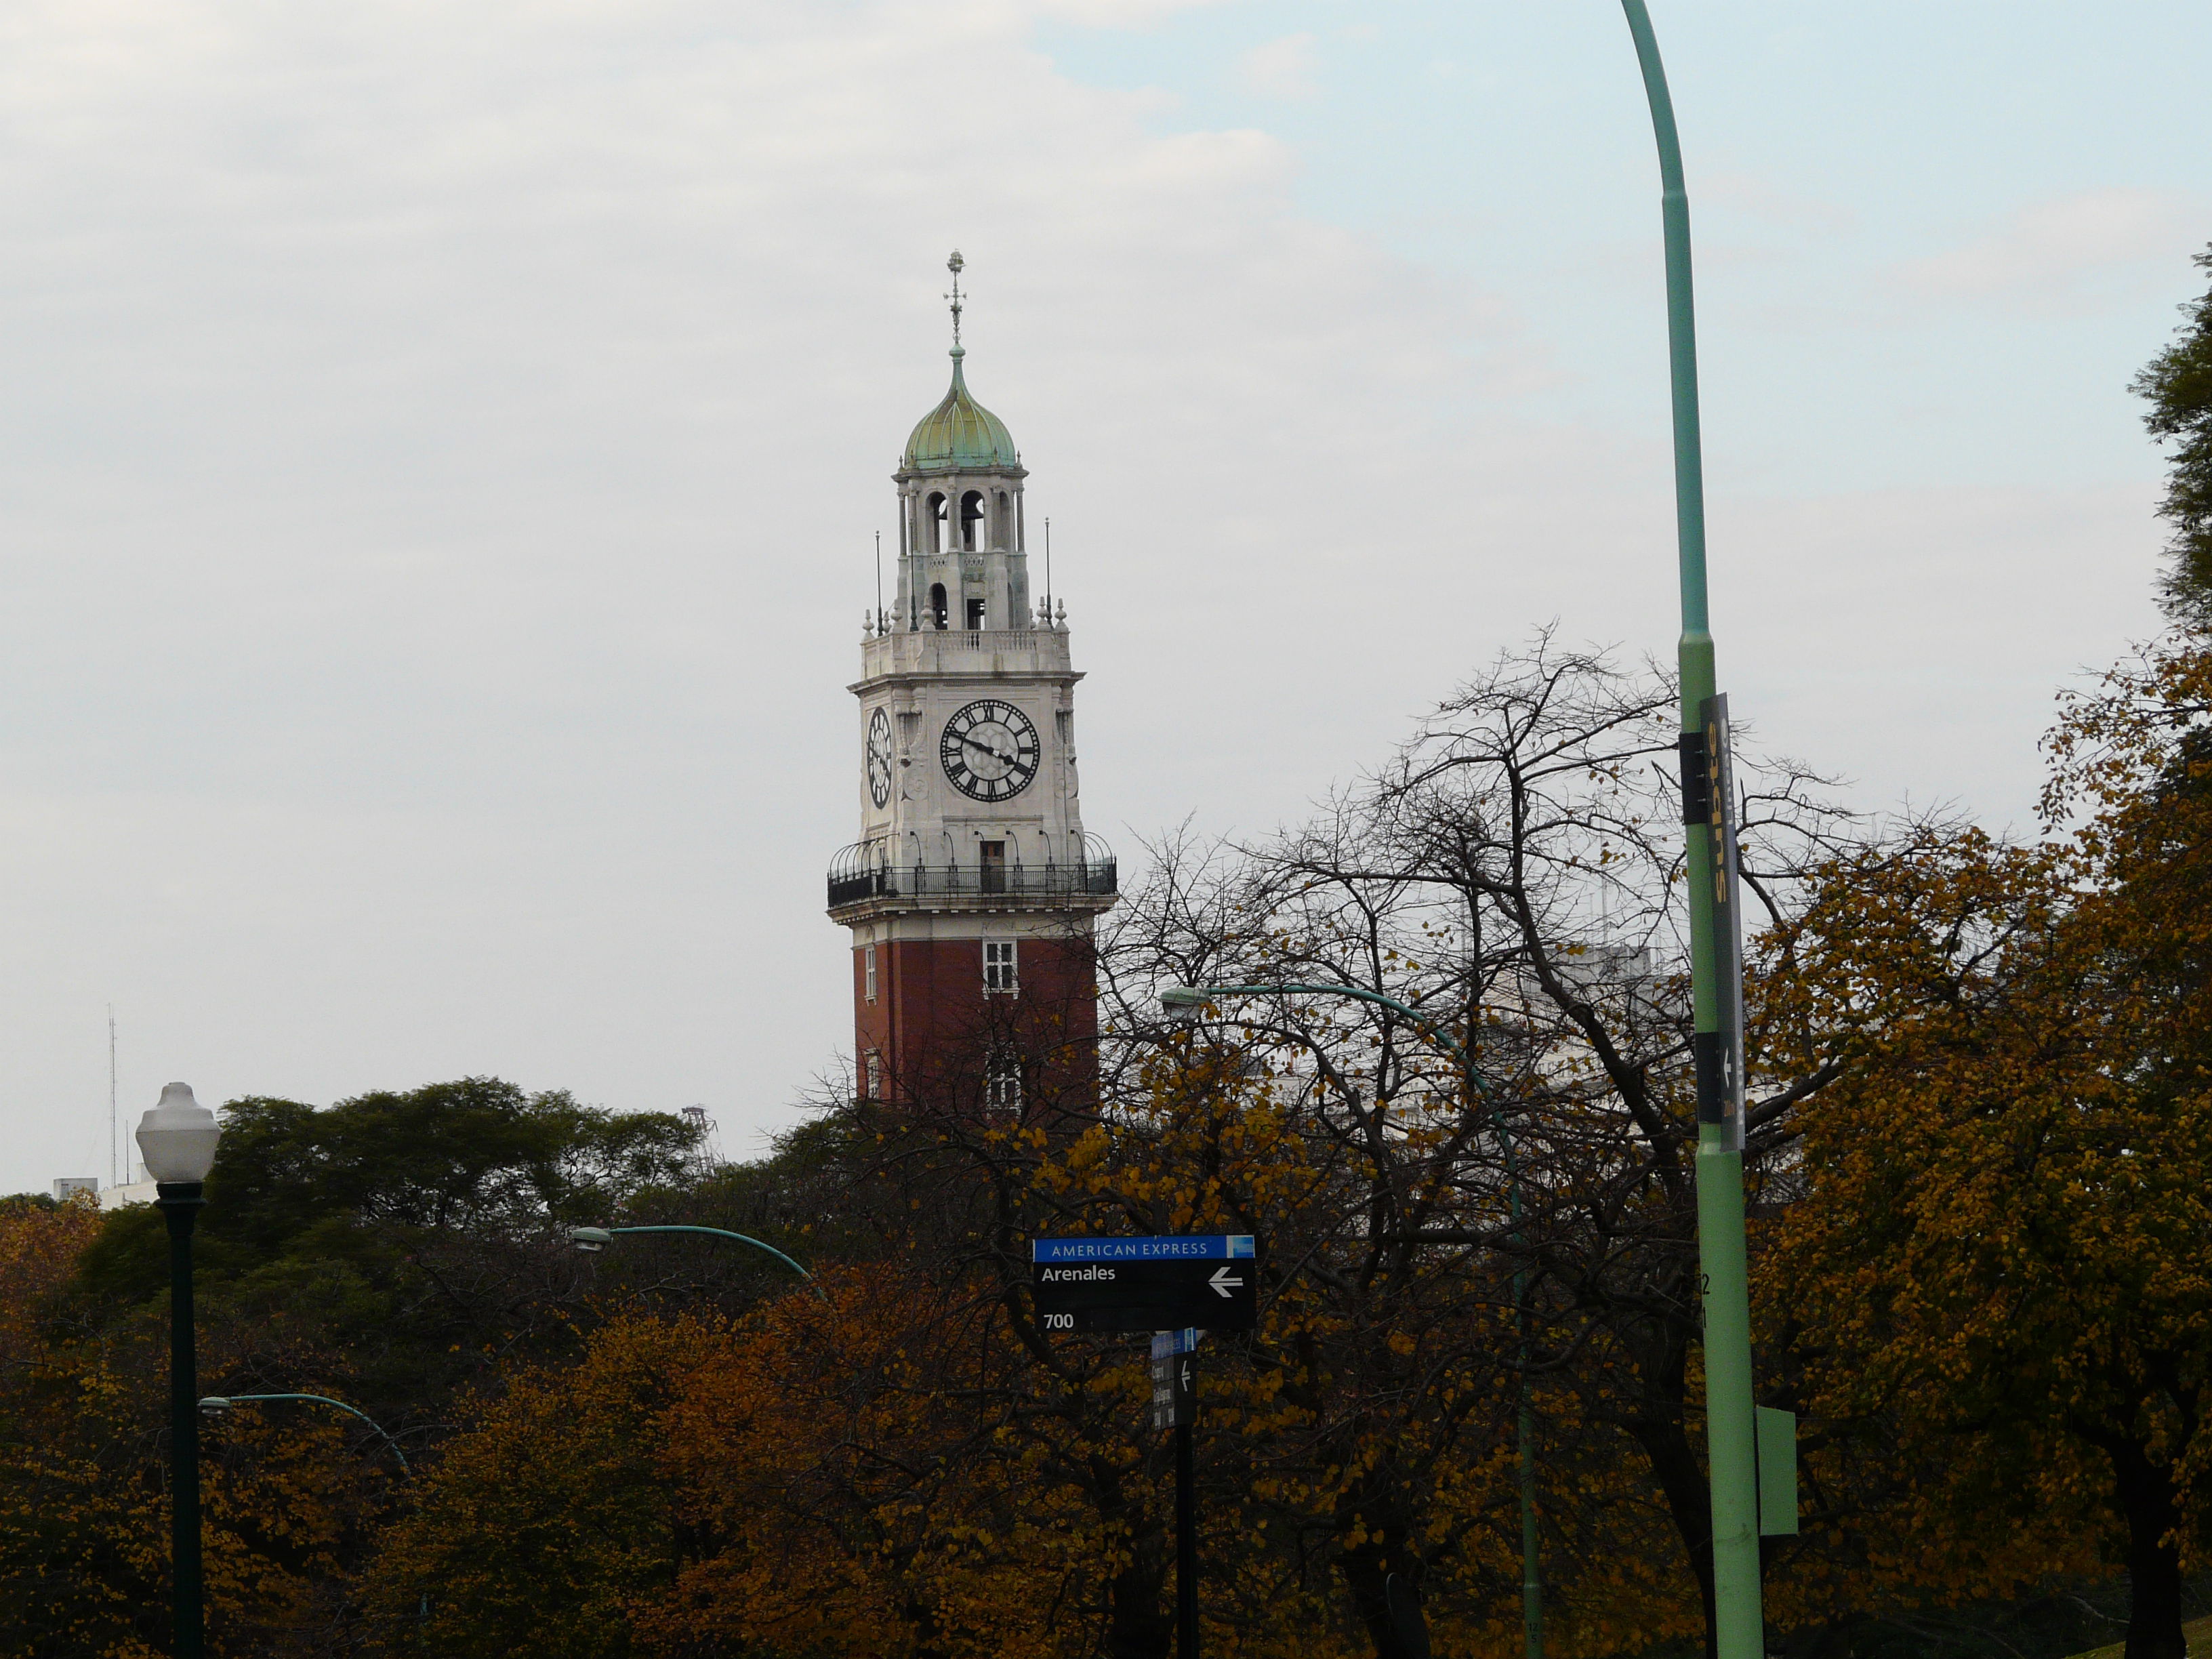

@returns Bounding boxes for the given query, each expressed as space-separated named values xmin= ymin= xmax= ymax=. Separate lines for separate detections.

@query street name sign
xmin=1031 ymin=1235 xmax=1258 ymax=1333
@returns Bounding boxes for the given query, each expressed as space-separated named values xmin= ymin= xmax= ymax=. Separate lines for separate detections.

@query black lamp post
xmin=137 ymin=1082 xmax=222 ymax=1659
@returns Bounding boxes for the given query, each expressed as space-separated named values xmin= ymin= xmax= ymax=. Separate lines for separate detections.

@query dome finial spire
xmin=901 ymin=253 xmax=1019 ymax=472
xmin=945 ymin=250 xmax=966 ymax=361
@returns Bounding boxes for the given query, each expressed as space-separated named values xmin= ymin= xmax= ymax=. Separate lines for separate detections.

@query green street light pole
xmin=1616 ymin=6 xmax=1763 ymax=1656
xmin=1161 ymin=981 xmax=1542 ymax=1659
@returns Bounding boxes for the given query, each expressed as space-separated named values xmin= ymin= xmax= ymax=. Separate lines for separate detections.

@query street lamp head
xmin=570 ymin=1227 xmax=615 ymax=1253
xmin=198 ymin=1397 xmax=232 ymax=1416
xmin=1159 ymin=987 xmax=1208 ymax=1025
xmin=136 ymin=1082 xmax=222 ymax=1185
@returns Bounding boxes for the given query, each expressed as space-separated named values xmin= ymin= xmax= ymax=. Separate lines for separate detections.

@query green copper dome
xmin=902 ymin=348 xmax=1019 ymax=472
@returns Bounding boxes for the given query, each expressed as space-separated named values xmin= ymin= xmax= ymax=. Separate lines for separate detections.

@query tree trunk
xmin=1103 ymin=1514 xmax=1174 ymax=1658
xmin=1105 ymin=1556 xmax=1174 ymax=1659
xmin=1624 ymin=1413 xmax=1718 ymax=1659
xmin=2102 ymin=1435 xmax=2186 ymax=1659
xmin=1338 ymin=1535 xmax=1429 ymax=1659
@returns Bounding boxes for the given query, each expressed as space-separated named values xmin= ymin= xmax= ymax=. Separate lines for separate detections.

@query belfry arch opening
xmin=928 ymin=582 xmax=949 ymax=629
xmin=925 ymin=492 xmax=947 ymax=556
xmin=960 ymin=490 xmax=986 ymax=551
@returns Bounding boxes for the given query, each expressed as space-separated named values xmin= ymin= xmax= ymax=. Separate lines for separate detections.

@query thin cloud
xmin=1235 ymin=33 xmax=1319 ymax=100
xmin=1891 ymin=188 xmax=2208 ymax=314
xmin=1036 ymin=0 xmax=1240 ymax=28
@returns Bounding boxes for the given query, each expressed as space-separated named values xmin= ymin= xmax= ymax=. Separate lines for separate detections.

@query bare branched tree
xmin=1095 ymin=632 xmax=1872 ymax=1657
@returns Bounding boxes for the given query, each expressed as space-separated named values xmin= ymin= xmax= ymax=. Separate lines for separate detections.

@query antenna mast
xmin=107 ymin=1006 xmax=118 ymax=1189
xmin=1044 ymin=516 xmax=1052 ymax=619
xmin=874 ymin=531 xmax=884 ymax=631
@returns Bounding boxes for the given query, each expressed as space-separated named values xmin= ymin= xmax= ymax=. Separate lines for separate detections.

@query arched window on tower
xmin=928 ymin=582 xmax=949 ymax=630
xmin=960 ymin=490 xmax=985 ymax=551
xmin=926 ymin=493 xmax=947 ymax=556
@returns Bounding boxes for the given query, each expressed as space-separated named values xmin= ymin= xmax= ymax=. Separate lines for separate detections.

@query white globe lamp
xmin=136 ymin=1082 xmax=222 ymax=1185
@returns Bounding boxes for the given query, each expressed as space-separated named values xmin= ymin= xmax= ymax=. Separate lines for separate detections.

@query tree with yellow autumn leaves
xmin=1771 ymin=635 xmax=2212 ymax=1659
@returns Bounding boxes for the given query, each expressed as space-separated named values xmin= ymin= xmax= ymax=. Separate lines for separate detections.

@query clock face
xmin=940 ymin=699 xmax=1040 ymax=802
xmin=865 ymin=708 xmax=894 ymax=809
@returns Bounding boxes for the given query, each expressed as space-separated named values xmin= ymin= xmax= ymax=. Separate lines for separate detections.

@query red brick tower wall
xmin=853 ymin=933 xmax=1098 ymax=1107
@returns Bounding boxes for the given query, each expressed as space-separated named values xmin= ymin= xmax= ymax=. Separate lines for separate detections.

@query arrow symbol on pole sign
xmin=1208 ymin=1265 xmax=1243 ymax=1298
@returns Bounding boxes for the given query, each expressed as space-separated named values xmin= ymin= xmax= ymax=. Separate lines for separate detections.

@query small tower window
xmin=929 ymin=582 xmax=948 ymax=629
xmin=979 ymin=840 xmax=1006 ymax=895
xmin=983 ymin=938 xmax=1018 ymax=994
xmin=961 ymin=490 xmax=985 ymax=551
xmin=865 ymin=1050 xmax=883 ymax=1100
xmin=984 ymin=1051 xmax=1021 ymax=1111
xmin=966 ymin=597 xmax=985 ymax=630
xmin=864 ymin=944 xmax=878 ymax=1002
xmin=926 ymin=493 xmax=947 ymax=556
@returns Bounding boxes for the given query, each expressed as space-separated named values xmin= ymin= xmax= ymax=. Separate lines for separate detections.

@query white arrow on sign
xmin=1208 ymin=1265 xmax=1244 ymax=1298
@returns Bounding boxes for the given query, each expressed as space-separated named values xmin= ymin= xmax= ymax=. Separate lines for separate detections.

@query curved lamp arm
xmin=199 ymin=1393 xmax=410 ymax=1475
xmin=570 ymin=1224 xmax=823 ymax=1299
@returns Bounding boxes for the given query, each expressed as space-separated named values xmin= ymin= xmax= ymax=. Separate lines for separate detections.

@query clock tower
xmin=826 ymin=254 xmax=1116 ymax=1110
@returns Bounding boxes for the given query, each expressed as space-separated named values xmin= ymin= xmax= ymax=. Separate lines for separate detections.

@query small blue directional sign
xmin=1151 ymin=1343 xmax=1197 ymax=1430
xmin=1031 ymin=1235 xmax=1257 ymax=1333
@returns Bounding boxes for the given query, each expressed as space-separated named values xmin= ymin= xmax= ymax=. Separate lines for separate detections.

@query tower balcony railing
xmin=861 ymin=626 xmax=1073 ymax=679
xmin=827 ymin=838 xmax=1117 ymax=910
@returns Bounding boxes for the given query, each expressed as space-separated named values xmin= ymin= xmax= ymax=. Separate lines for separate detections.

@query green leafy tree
xmin=7 ymin=1079 xmax=700 ymax=1656
xmin=2134 ymin=245 xmax=2212 ymax=626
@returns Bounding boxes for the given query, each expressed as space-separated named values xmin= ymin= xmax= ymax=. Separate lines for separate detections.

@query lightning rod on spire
xmin=945 ymin=250 xmax=965 ymax=352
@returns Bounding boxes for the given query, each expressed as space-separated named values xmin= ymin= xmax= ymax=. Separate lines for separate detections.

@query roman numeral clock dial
xmin=865 ymin=707 xmax=894 ymax=808
xmin=940 ymin=699 xmax=1040 ymax=802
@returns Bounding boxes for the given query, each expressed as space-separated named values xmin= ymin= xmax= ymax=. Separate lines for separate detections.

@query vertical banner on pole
xmin=1700 ymin=692 xmax=1746 ymax=1151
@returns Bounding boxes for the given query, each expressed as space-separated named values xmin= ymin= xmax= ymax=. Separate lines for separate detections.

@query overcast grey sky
xmin=3 ymin=0 xmax=2205 ymax=1194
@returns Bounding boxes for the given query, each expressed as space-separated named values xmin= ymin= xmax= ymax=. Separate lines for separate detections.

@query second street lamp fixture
xmin=1161 ymin=983 xmax=1542 ymax=1659
xmin=138 ymin=1082 xmax=222 ymax=1659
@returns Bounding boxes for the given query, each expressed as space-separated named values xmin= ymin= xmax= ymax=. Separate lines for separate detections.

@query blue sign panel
xmin=1033 ymin=1235 xmax=1255 ymax=1263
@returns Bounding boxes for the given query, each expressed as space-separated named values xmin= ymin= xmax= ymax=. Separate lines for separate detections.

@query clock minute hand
xmin=958 ymin=732 xmax=1012 ymax=762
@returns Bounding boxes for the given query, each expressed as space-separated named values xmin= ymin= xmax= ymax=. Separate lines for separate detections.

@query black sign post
xmin=1037 ymin=1241 xmax=1257 ymax=1659
xmin=1152 ymin=1329 xmax=1201 ymax=1659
